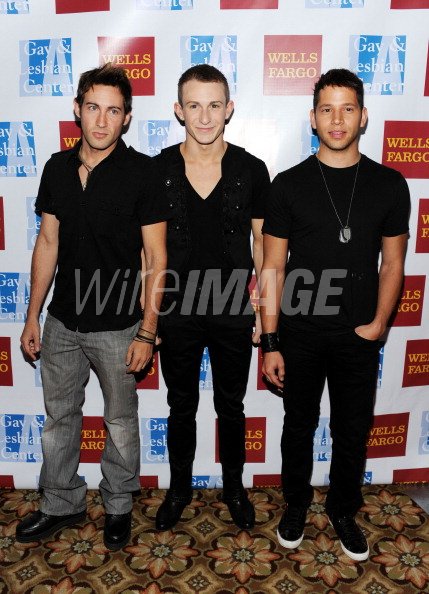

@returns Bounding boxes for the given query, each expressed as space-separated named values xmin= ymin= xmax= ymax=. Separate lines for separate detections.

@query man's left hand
xmin=126 ymin=340 xmax=154 ymax=373
xmin=354 ymin=321 xmax=384 ymax=341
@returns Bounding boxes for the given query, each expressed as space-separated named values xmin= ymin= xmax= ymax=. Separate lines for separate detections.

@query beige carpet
xmin=1 ymin=485 xmax=428 ymax=593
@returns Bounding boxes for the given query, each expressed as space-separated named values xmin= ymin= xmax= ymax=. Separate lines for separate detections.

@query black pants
xmin=279 ymin=326 xmax=379 ymax=516
xmin=159 ymin=310 xmax=254 ymax=496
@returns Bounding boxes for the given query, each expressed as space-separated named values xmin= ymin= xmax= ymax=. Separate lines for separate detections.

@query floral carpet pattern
xmin=0 ymin=485 xmax=428 ymax=594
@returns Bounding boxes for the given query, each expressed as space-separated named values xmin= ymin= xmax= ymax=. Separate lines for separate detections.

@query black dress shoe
xmin=156 ymin=492 xmax=193 ymax=531
xmin=223 ymin=491 xmax=255 ymax=530
xmin=103 ymin=512 xmax=132 ymax=550
xmin=15 ymin=510 xmax=86 ymax=543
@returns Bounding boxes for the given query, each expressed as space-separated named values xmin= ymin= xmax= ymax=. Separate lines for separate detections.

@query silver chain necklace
xmin=78 ymin=148 xmax=94 ymax=191
xmin=316 ymin=155 xmax=360 ymax=244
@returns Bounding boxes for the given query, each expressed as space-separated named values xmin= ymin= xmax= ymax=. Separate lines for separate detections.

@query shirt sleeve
xmin=250 ymin=157 xmax=270 ymax=219
xmin=381 ymin=172 xmax=410 ymax=237
xmin=34 ymin=160 xmax=56 ymax=216
xmin=261 ymin=173 xmax=292 ymax=239
xmin=137 ymin=159 xmax=172 ymax=226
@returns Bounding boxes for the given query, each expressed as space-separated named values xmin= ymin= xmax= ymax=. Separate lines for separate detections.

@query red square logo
xmin=252 ymin=474 xmax=281 ymax=487
xmin=215 ymin=417 xmax=266 ymax=463
xmin=221 ymin=0 xmax=278 ymax=7
xmin=389 ymin=276 xmax=425 ymax=327
xmin=366 ymin=413 xmax=409 ymax=459
xmin=263 ymin=35 xmax=322 ymax=96
xmin=80 ymin=417 xmax=106 ymax=463
xmin=393 ymin=468 xmax=429 ymax=482
xmin=56 ymin=0 xmax=110 ymax=13
xmin=140 ymin=475 xmax=159 ymax=489
xmin=391 ymin=0 xmax=429 ymax=7
xmin=425 ymin=44 xmax=429 ymax=97
xmin=416 ymin=199 xmax=429 ymax=253
xmin=0 ymin=197 xmax=4 ymax=250
xmin=382 ymin=121 xmax=429 ymax=179
xmin=136 ymin=353 xmax=159 ymax=390
xmin=0 ymin=338 xmax=13 ymax=386
xmin=59 ymin=121 xmax=81 ymax=152
xmin=98 ymin=37 xmax=155 ymax=96
xmin=403 ymin=340 xmax=429 ymax=387
xmin=0 ymin=476 xmax=15 ymax=489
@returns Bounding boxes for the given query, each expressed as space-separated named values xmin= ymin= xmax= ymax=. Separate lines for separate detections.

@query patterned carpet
xmin=1 ymin=485 xmax=428 ymax=594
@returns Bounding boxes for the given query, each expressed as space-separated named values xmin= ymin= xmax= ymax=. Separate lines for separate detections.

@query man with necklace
xmin=154 ymin=64 xmax=270 ymax=532
xmin=16 ymin=64 xmax=168 ymax=550
xmin=260 ymin=69 xmax=409 ymax=560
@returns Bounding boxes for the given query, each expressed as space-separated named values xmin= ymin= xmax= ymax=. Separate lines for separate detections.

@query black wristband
xmin=260 ymin=332 xmax=279 ymax=353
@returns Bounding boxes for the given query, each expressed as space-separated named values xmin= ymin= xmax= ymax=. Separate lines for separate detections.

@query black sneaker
xmin=330 ymin=514 xmax=369 ymax=561
xmin=276 ymin=505 xmax=307 ymax=549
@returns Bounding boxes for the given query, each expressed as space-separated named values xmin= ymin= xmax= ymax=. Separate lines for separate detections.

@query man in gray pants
xmin=16 ymin=64 xmax=167 ymax=550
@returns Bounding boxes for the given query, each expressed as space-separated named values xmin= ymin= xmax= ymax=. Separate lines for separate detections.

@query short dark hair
xmin=178 ymin=64 xmax=230 ymax=105
xmin=75 ymin=63 xmax=132 ymax=114
xmin=313 ymin=68 xmax=364 ymax=111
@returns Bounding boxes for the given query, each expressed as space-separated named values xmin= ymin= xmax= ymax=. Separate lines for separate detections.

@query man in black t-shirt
xmin=260 ymin=69 xmax=409 ymax=561
xmin=154 ymin=65 xmax=270 ymax=532
xmin=16 ymin=65 xmax=168 ymax=550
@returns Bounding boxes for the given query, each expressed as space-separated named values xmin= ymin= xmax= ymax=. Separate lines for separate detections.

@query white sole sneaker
xmin=339 ymin=542 xmax=369 ymax=562
xmin=276 ymin=529 xmax=304 ymax=549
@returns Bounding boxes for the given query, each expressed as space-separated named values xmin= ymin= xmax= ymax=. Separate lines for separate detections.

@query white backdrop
xmin=0 ymin=0 xmax=428 ymax=491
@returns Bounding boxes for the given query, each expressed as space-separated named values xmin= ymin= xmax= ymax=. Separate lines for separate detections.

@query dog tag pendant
xmin=340 ymin=226 xmax=351 ymax=243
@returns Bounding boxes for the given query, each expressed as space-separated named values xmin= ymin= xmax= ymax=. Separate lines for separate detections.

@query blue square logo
xmin=141 ymin=418 xmax=169 ymax=463
xmin=19 ymin=38 xmax=73 ymax=97
xmin=0 ymin=122 xmax=36 ymax=177
xmin=349 ymin=35 xmax=406 ymax=95
xmin=0 ymin=273 xmax=30 ymax=323
xmin=181 ymin=36 xmax=237 ymax=94
xmin=0 ymin=414 xmax=44 ymax=462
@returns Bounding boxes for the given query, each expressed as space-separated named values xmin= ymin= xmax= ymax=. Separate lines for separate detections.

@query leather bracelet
xmin=260 ymin=332 xmax=280 ymax=353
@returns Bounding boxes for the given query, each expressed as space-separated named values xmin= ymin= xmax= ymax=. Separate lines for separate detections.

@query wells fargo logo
xmin=136 ymin=352 xmax=159 ymax=390
xmin=59 ymin=121 xmax=81 ymax=151
xmin=221 ymin=0 xmax=278 ymax=7
xmin=140 ymin=475 xmax=159 ymax=488
xmin=0 ymin=476 xmax=14 ymax=488
xmin=416 ymin=199 xmax=429 ymax=253
xmin=389 ymin=275 xmax=425 ymax=327
xmin=0 ymin=337 xmax=13 ymax=386
xmin=403 ymin=339 xmax=429 ymax=388
xmin=382 ymin=121 xmax=429 ymax=178
xmin=98 ymin=37 xmax=155 ymax=96
xmin=56 ymin=0 xmax=110 ymax=13
xmin=0 ymin=197 xmax=4 ymax=250
xmin=263 ymin=35 xmax=322 ymax=95
xmin=252 ymin=474 xmax=281 ymax=487
xmin=366 ymin=413 xmax=409 ymax=458
xmin=80 ymin=417 xmax=106 ymax=463
xmin=391 ymin=0 xmax=429 ymax=7
xmin=216 ymin=417 xmax=266 ymax=463
xmin=393 ymin=468 xmax=429 ymax=482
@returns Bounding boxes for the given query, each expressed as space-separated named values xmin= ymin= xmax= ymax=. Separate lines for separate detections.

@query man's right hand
xmin=262 ymin=351 xmax=285 ymax=389
xmin=20 ymin=319 xmax=41 ymax=361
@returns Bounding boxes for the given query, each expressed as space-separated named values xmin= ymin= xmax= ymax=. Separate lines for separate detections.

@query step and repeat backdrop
xmin=0 ymin=0 xmax=428 ymax=491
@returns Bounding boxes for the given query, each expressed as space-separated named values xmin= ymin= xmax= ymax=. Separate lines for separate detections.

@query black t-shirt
xmin=35 ymin=139 xmax=169 ymax=332
xmin=263 ymin=154 xmax=410 ymax=333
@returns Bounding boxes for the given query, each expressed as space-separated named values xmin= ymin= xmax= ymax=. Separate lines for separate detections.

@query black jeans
xmin=159 ymin=309 xmax=254 ymax=496
xmin=279 ymin=326 xmax=379 ymax=516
